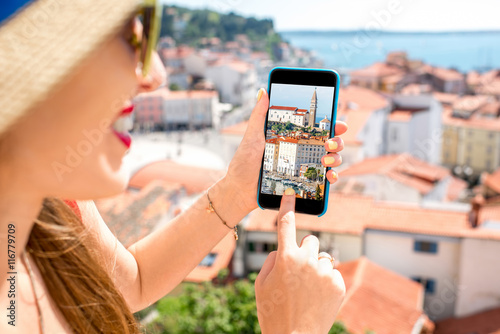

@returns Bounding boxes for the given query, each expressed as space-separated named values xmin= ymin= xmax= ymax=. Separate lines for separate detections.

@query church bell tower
xmin=308 ymin=88 xmax=317 ymax=127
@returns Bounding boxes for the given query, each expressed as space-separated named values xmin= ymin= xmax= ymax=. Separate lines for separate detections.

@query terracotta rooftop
xmin=336 ymin=257 xmax=431 ymax=334
xmin=484 ymin=168 xmax=500 ymax=194
xmin=443 ymin=106 xmax=500 ymax=131
xmin=350 ymin=62 xmax=404 ymax=78
xmin=298 ymin=138 xmax=325 ymax=146
xmin=425 ymin=66 xmax=464 ymax=82
xmin=246 ymin=193 xmax=466 ymax=237
xmin=435 ymin=306 xmax=500 ymax=334
xmin=185 ymin=232 xmax=237 ymax=283
xmin=136 ymin=88 xmax=218 ymax=101
xmin=337 ymin=85 xmax=390 ymax=145
xmin=339 ymin=154 xmax=452 ymax=195
xmin=265 ymin=138 xmax=278 ymax=144
xmin=220 ymin=120 xmax=248 ymax=136
xmin=247 ymin=191 xmax=500 ymax=240
xmin=433 ymin=92 xmax=460 ymax=105
xmin=452 ymin=95 xmax=490 ymax=112
xmin=128 ymin=160 xmax=226 ymax=195
xmin=269 ymin=105 xmax=298 ymax=111
xmin=95 ymin=180 xmax=182 ymax=248
xmin=389 ymin=110 xmax=413 ymax=122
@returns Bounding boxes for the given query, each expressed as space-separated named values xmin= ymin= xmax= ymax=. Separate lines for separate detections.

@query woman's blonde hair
xmin=26 ymin=198 xmax=140 ymax=334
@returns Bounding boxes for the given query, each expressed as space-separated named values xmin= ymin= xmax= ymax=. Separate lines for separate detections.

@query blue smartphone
xmin=257 ymin=67 xmax=340 ymax=216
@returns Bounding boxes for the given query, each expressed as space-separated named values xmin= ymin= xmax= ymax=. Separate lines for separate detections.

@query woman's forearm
xmin=127 ymin=177 xmax=250 ymax=311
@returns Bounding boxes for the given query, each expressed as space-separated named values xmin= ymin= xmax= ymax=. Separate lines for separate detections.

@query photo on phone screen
xmin=260 ymin=83 xmax=335 ymax=201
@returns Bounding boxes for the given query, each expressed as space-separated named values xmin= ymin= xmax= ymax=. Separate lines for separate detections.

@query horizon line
xmin=279 ymin=28 xmax=500 ymax=34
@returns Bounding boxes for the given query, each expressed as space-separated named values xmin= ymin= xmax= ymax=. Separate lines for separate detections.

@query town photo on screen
xmin=261 ymin=83 xmax=335 ymax=200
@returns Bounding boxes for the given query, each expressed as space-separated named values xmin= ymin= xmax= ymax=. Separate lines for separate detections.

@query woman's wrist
xmin=209 ymin=177 xmax=253 ymax=228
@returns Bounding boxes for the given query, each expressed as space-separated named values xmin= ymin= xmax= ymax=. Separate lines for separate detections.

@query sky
xmin=162 ymin=0 xmax=500 ymax=32
xmin=269 ymin=84 xmax=335 ymax=122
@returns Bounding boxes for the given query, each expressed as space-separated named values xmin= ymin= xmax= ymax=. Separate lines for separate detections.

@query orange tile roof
xmin=426 ymin=66 xmax=464 ymax=82
xmin=350 ymin=62 xmax=404 ymax=78
xmin=336 ymin=257 xmax=428 ymax=334
xmin=269 ymin=105 xmax=298 ymax=111
xmin=185 ymin=232 xmax=237 ymax=283
xmin=452 ymin=95 xmax=490 ymax=112
xmin=265 ymin=138 xmax=278 ymax=144
xmin=340 ymin=154 xmax=450 ymax=195
xmin=245 ymin=192 xmax=500 ymax=240
xmin=298 ymin=138 xmax=324 ymax=145
xmin=484 ymin=168 xmax=500 ymax=194
xmin=95 ymin=180 xmax=181 ymax=247
xmin=446 ymin=177 xmax=468 ymax=202
xmin=129 ymin=160 xmax=226 ymax=195
xmin=220 ymin=120 xmax=248 ymax=136
xmin=337 ymin=85 xmax=390 ymax=145
xmin=433 ymin=92 xmax=460 ymax=105
xmin=136 ymin=88 xmax=218 ymax=101
xmin=435 ymin=307 xmax=500 ymax=334
xmin=389 ymin=110 xmax=412 ymax=122
xmin=281 ymin=137 xmax=298 ymax=144
xmin=443 ymin=106 xmax=500 ymax=131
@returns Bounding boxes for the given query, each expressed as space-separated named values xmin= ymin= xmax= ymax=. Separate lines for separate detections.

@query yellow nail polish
xmin=330 ymin=170 xmax=338 ymax=178
xmin=284 ymin=188 xmax=295 ymax=196
xmin=324 ymin=157 xmax=336 ymax=165
xmin=328 ymin=140 xmax=338 ymax=150
xmin=256 ymin=88 xmax=265 ymax=102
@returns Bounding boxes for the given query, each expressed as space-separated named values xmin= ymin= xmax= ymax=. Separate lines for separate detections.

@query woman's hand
xmin=255 ymin=191 xmax=346 ymax=333
xmin=222 ymin=88 xmax=348 ymax=222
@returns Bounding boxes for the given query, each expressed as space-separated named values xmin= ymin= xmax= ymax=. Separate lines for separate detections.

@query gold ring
xmin=318 ymin=252 xmax=335 ymax=268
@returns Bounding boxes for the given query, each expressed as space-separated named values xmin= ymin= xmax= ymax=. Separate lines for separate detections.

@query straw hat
xmin=0 ymin=0 xmax=141 ymax=136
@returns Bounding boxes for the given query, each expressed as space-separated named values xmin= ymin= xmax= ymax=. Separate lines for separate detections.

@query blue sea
xmin=280 ymin=30 xmax=500 ymax=73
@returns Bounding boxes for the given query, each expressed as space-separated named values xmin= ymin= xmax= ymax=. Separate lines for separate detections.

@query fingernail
xmin=284 ymin=188 xmax=295 ymax=196
xmin=256 ymin=88 xmax=265 ymax=102
xmin=330 ymin=170 xmax=338 ymax=179
xmin=328 ymin=140 xmax=338 ymax=150
xmin=324 ymin=156 xmax=336 ymax=165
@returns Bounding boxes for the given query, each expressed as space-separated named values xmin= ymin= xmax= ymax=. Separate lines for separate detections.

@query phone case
xmin=257 ymin=67 xmax=340 ymax=217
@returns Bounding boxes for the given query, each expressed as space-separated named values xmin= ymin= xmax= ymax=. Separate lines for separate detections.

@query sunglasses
xmin=128 ymin=0 xmax=162 ymax=77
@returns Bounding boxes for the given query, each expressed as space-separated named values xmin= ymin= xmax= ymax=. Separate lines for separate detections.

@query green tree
xmin=315 ymin=184 xmax=322 ymax=201
xmin=285 ymin=121 xmax=294 ymax=131
xmin=169 ymin=83 xmax=182 ymax=91
xmin=140 ymin=272 xmax=352 ymax=334
xmin=304 ymin=167 xmax=317 ymax=180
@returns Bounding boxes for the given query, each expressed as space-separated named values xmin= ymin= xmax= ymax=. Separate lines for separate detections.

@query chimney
xmin=469 ymin=194 xmax=485 ymax=228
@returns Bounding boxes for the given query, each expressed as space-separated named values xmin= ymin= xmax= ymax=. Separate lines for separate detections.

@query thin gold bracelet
xmin=206 ymin=188 xmax=238 ymax=240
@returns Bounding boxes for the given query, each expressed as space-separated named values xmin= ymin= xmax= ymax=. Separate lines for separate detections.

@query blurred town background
xmin=95 ymin=1 xmax=500 ymax=333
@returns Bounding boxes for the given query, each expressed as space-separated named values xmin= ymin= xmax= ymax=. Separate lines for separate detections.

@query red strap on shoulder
xmin=64 ymin=200 xmax=82 ymax=221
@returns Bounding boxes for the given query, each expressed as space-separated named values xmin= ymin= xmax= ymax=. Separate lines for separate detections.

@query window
xmin=249 ymin=242 xmax=277 ymax=253
xmin=199 ymin=252 xmax=217 ymax=267
xmin=414 ymin=241 xmax=438 ymax=254
xmin=412 ymin=277 xmax=436 ymax=294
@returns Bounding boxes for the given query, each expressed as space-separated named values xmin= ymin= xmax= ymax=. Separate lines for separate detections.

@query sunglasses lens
xmin=140 ymin=3 xmax=161 ymax=77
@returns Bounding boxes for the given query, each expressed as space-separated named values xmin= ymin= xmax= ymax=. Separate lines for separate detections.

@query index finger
xmin=276 ymin=188 xmax=298 ymax=253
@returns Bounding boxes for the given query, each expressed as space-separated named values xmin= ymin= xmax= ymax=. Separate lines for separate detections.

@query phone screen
xmin=258 ymin=69 xmax=338 ymax=216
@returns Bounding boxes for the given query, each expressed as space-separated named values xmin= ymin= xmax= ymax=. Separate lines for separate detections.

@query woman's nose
xmin=136 ymin=51 xmax=167 ymax=93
